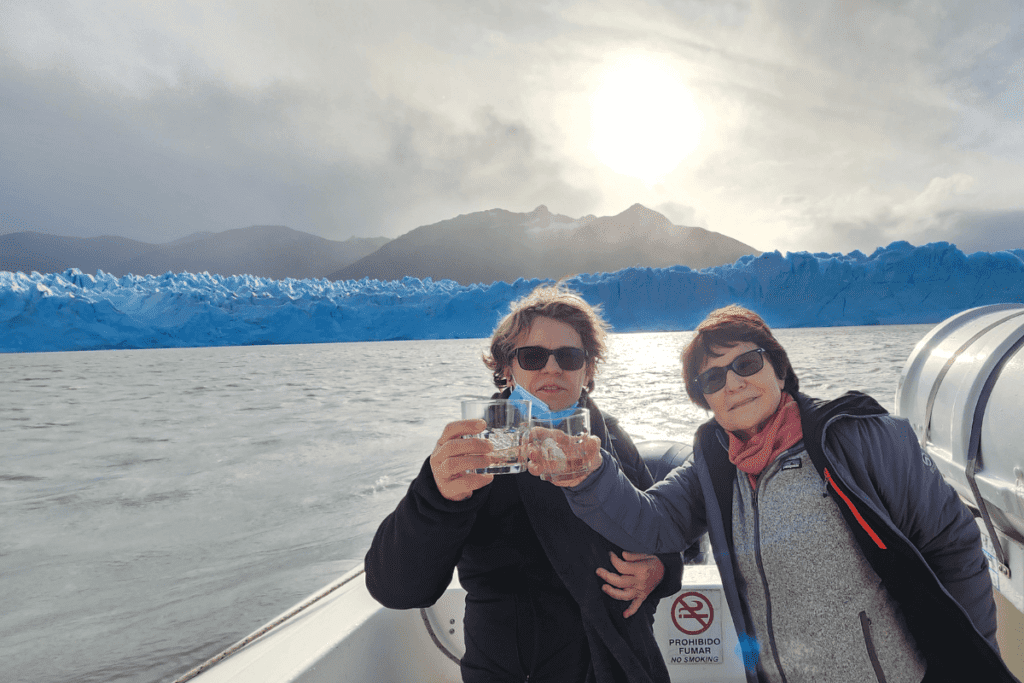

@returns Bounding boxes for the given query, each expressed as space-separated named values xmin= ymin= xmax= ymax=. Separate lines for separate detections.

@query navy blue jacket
xmin=566 ymin=391 xmax=1016 ymax=683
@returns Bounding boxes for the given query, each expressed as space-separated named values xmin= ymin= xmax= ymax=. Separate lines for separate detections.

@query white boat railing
xmin=181 ymin=550 xmax=754 ymax=683
xmin=181 ymin=562 xmax=464 ymax=682
xmin=172 ymin=566 xmax=374 ymax=683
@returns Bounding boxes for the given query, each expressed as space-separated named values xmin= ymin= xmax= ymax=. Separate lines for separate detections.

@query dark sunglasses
xmin=692 ymin=348 xmax=767 ymax=395
xmin=514 ymin=346 xmax=587 ymax=372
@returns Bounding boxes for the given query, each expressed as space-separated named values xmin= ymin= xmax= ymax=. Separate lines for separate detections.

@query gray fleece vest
xmin=731 ymin=445 xmax=927 ymax=683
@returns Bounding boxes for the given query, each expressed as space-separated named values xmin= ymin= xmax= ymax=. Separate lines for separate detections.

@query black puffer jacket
xmin=365 ymin=391 xmax=682 ymax=683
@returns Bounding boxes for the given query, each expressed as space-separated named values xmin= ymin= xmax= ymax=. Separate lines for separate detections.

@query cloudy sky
xmin=1 ymin=0 xmax=1022 ymax=255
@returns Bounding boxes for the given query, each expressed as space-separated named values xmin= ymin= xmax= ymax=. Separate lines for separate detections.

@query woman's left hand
xmin=596 ymin=551 xmax=666 ymax=618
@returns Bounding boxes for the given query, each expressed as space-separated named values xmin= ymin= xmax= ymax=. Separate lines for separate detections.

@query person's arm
xmin=565 ymin=453 xmax=706 ymax=556
xmin=601 ymin=417 xmax=683 ymax=603
xmin=604 ymin=416 xmax=654 ymax=490
xmin=364 ymin=419 xmax=496 ymax=609
xmin=839 ymin=416 xmax=998 ymax=643
xmin=365 ymin=455 xmax=491 ymax=608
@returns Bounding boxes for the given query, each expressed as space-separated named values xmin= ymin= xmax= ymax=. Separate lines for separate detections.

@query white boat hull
xmin=188 ymin=559 xmax=749 ymax=683
xmin=186 ymin=565 xmax=464 ymax=682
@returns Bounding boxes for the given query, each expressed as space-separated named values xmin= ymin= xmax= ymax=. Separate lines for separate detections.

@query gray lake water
xmin=0 ymin=325 xmax=933 ymax=682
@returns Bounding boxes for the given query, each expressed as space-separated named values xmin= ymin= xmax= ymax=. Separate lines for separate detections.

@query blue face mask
xmin=509 ymin=384 xmax=581 ymax=421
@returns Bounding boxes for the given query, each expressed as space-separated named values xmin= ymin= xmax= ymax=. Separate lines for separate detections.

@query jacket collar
xmin=795 ymin=390 xmax=888 ymax=459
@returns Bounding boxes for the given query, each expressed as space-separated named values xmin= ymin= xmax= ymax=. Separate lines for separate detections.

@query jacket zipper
xmin=823 ymin=468 xmax=887 ymax=549
xmin=859 ymin=611 xmax=887 ymax=682
xmin=752 ymin=481 xmax=789 ymax=683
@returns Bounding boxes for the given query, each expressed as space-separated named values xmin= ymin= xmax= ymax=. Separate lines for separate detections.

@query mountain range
xmin=328 ymin=204 xmax=758 ymax=284
xmin=0 ymin=204 xmax=758 ymax=284
xmin=0 ymin=227 xmax=390 ymax=281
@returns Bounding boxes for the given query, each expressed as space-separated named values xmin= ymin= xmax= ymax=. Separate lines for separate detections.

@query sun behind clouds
xmin=589 ymin=55 xmax=704 ymax=184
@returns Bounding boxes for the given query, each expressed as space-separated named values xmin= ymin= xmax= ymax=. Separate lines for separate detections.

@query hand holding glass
xmin=528 ymin=409 xmax=591 ymax=483
xmin=460 ymin=399 xmax=531 ymax=475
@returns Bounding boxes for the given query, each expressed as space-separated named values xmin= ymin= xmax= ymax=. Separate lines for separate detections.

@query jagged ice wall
xmin=3 ymin=241 xmax=1024 ymax=353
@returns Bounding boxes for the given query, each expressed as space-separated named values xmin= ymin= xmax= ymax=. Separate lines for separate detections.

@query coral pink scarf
xmin=727 ymin=393 xmax=803 ymax=489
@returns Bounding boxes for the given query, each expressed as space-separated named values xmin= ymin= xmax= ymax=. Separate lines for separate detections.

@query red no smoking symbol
xmin=671 ymin=591 xmax=714 ymax=635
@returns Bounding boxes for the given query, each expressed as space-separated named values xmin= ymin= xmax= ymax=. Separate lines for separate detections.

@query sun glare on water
xmin=589 ymin=56 xmax=704 ymax=183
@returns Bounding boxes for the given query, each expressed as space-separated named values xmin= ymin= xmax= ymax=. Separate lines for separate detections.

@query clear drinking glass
xmin=460 ymin=399 xmax=532 ymax=475
xmin=528 ymin=408 xmax=591 ymax=483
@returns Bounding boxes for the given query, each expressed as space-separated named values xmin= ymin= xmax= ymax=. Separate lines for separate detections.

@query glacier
xmin=2 ymin=241 xmax=1024 ymax=353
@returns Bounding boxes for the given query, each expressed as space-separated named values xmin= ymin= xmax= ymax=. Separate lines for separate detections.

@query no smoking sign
xmin=664 ymin=589 xmax=724 ymax=666
xmin=671 ymin=591 xmax=714 ymax=634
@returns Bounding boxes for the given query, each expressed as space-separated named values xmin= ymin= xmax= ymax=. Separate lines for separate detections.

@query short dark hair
xmin=483 ymin=283 xmax=610 ymax=391
xmin=681 ymin=305 xmax=799 ymax=409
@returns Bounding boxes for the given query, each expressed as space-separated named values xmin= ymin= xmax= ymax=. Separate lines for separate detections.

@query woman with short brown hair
xmin=680 ymin=304 xmax=798 ymax=410
xmin=366 ymin=283 xmax=682 ymax=683
xmin=535 ymin=304 xmax=1014 ymax=683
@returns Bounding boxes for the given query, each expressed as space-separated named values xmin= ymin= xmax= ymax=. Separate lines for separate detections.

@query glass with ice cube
xmin=460 ymin=399 xmax=532 ymax=475
xmin=528 ymin=408 xmax=591 ymax=483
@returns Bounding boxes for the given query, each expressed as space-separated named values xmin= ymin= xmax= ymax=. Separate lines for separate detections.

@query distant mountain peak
xmin=524 ymin=205 xmax=581 ymax=235
xmin=617 ymin=203 xmax=672 ymax=228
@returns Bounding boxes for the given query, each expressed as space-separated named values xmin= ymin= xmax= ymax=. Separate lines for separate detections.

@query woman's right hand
xmin=430 ymin=419 xmax=497 ymax=501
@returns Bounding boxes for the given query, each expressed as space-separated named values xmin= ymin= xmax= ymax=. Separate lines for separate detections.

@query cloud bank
xmin=1 ymin=0 xmax=1022 ymax=254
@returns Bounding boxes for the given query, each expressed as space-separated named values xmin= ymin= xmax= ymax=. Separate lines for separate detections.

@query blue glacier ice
xmin=3 ymin=241 xmax=1024 ymax=353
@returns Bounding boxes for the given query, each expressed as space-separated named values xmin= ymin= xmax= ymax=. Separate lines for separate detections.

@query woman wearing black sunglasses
xmin=540 ymin=304 xmax=1015 ymax=683
xmin=365 ymin=283 xmax=682 ymax=683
